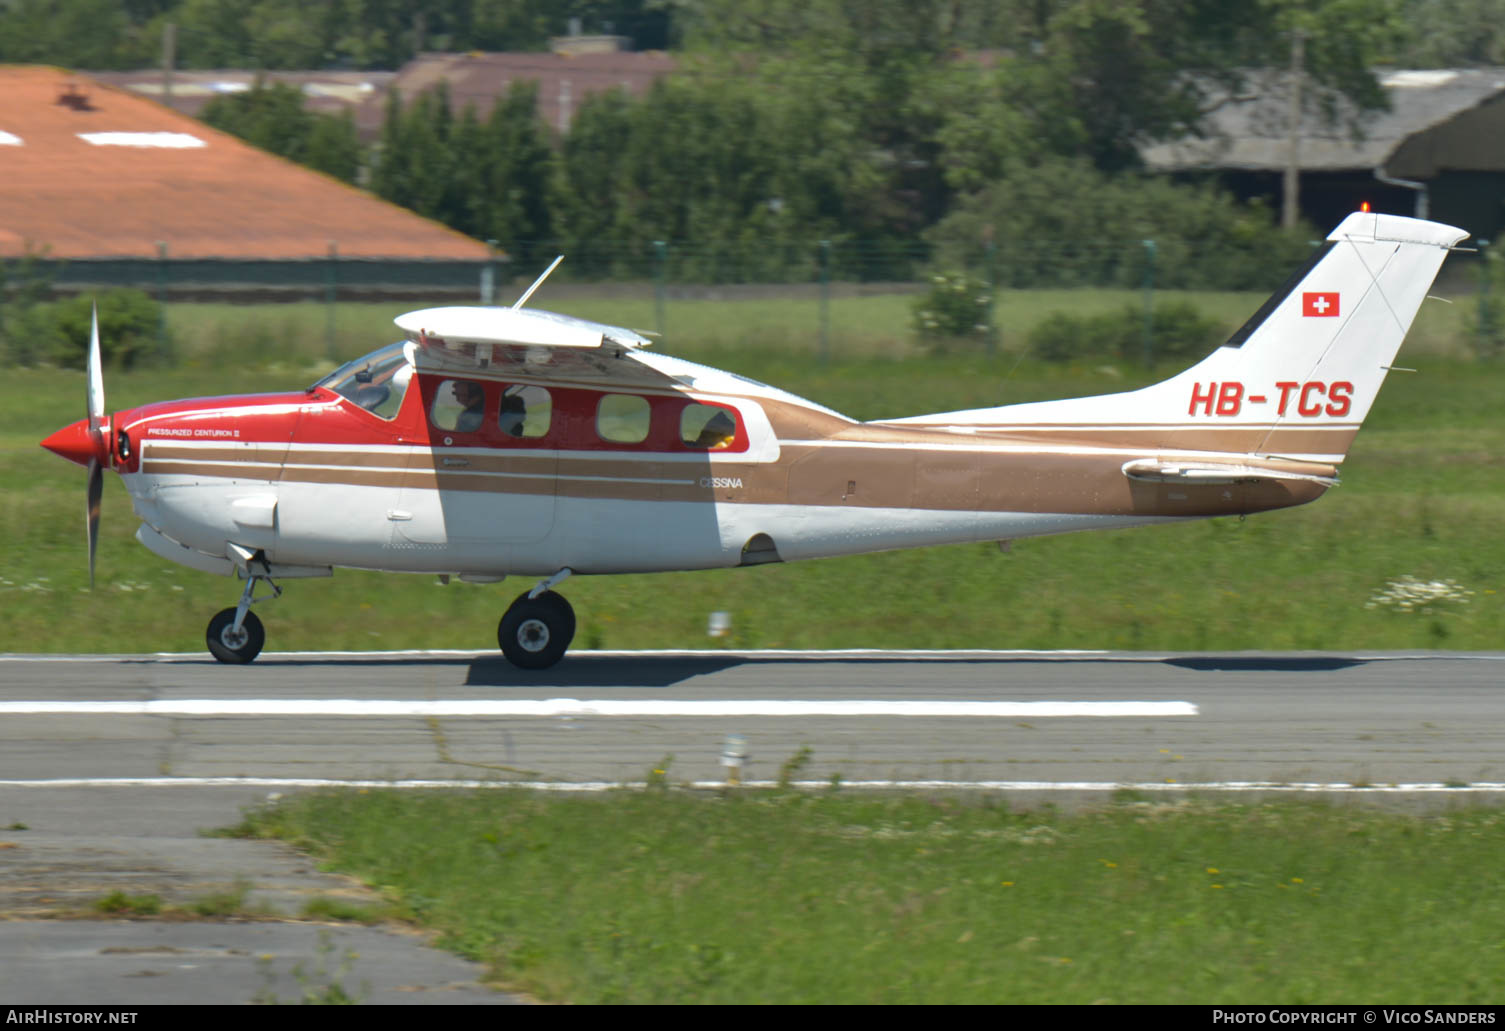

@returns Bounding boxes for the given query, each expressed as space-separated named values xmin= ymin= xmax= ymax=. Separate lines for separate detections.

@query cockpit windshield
xmin=312 ymin=342 xmax=412 ymax=421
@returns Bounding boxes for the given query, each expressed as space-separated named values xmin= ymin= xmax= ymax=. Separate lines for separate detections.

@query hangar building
xmin=1141 ymin=68 xmax=1505 ymax=245
xmin=0 ymin=66 xmax=493 ymax=297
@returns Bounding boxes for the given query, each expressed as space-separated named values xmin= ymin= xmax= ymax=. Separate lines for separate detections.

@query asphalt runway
xmin=4 ymin=649 xmax=1504 ymax=790
xmin=2 ymin=648 xmax=1503 ymax=1004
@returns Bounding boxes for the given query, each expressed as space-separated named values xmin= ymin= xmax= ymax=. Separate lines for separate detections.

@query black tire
xmin=206 ymin=608 xmax=265 ymax=665
xmin=497 ymin=591 xmax=575 ymax=670
xmin=538 ymin=590 xmax=577 ymax=651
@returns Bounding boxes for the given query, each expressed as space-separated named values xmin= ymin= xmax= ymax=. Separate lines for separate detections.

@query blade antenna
xmin=511 ymin=255 xmax=564 ymax=310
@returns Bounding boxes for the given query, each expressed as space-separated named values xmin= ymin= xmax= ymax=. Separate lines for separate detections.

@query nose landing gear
xmin=497 ymin=568 xmax=576 ymax=670
xmin=206 ymin=573 xmax=280 ymax=664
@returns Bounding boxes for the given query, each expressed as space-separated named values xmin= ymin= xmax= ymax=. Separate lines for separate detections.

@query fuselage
xmin=93 ymin=344 xmax=1328 ymax=581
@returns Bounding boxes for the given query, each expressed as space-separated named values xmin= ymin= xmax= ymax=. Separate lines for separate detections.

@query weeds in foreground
xmin=94 ymin=892 xmax=163 ymax=916
xmin=777 ymin=745 xmax=813 ymax=788
xmin=254 ymin=930 xmax=368 ymax=1005
xmin=87 ymin=882 xmax=393 ymax=925
xmin=645 ymin=754 xmax=674 ymax=791
xmin=300 ymin=897 xmax=390 ymax=924
xmin=233 ymin=788 xmax=1505 ymax=1004
xmin=189 ymin=880 xmax=251 ymax=917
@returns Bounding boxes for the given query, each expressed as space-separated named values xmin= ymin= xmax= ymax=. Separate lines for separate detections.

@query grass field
xmin=2 ymin=289 xmax=1501 ymax=654
xmin=232 ymin=788 xmax=1505 ymax=1004
xmin=11 ymin=291 xmax=1504 ymax=1005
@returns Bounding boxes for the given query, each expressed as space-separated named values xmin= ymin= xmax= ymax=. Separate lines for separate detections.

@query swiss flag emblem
xmin=1303 ymin=291 xmax=1340 ymax=317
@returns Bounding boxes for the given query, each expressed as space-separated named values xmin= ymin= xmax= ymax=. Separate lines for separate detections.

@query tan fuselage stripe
xmin=141 ymin=440 xmax=1329 ymax=519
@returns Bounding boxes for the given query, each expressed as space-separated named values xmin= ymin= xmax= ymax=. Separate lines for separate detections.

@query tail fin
xmin=892 ymin=212 xmax=1468 ymax=463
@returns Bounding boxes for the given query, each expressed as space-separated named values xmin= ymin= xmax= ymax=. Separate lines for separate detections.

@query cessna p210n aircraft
xmin=40 ymin=211 xmax=1467 ymax=669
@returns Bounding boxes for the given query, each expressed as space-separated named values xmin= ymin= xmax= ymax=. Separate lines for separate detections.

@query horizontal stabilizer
xmin=1121 ymin=458 xmax=1338 ymax=486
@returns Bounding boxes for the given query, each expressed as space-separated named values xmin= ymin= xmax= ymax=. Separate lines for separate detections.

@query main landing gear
xmin=206 ymin=573 xmax=280 ymax=664
xmin=498 ymin=568 xmax=576 ymax=670
xmin=201 ymin=565 xmax=578 ymax=670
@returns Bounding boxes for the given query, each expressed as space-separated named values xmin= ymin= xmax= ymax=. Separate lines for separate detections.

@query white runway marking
xmin=1 ymin=776 xmax=1502 ymax=795
xmin=0 ymin=698 xmax=1197 ymax=718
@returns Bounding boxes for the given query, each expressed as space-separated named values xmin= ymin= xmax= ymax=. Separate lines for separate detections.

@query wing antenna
xmin=511 ymin=255 xmax=564 ymax=310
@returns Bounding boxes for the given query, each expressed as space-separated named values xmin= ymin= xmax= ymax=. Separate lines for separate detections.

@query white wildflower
xmin=1366 ymin=575 xmax=1474 ymax=613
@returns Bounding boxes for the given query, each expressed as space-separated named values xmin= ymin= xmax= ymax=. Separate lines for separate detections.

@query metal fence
xmin=45 ymin=257 xmax=494 ymax=302
xmin=6 ymin=234 xmax=1500 ymax=364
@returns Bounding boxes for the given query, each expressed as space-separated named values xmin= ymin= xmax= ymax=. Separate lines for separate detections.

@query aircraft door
xmin=396 ymin=376 xmax=558 ymax=548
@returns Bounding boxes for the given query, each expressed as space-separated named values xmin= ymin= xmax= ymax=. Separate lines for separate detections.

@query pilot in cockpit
xmin=694 ymin=409 xmax=736 ymax=450
xmin=451 ymin=380 xmax=486 ymax=432
xmin=498 ymin=388 xmax=528 ymax=437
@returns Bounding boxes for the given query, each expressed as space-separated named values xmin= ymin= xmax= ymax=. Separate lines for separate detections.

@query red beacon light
xmin=1360 ymin=201 xmax=1372 ymax=213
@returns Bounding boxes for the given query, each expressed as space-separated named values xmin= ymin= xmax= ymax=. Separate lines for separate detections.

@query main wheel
xmin=206 ymin=608 xmax=265 ymax=664
xmin=497 ymin=591 xmax=575 ymax=670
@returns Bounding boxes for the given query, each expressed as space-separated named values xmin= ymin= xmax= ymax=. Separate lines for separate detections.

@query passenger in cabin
xmin=451 ymin=380 xmax=486 ymax=432
xmin=694 ymin=410 xmax=736 ymax=450
xmin=498 ymin=390 xmax=527 ymax=437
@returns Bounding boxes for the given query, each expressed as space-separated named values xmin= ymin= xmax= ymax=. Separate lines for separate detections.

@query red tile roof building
xmin=353 ymin=49 xmax=678 ymax=140
xmin=0 ymin=65 xmax=490 ymax=263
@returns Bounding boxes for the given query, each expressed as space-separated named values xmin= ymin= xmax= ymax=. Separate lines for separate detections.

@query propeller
xmin=86 ymin=303 xmax=104 ymax=589
xmin=39 ymin=304 xmax=110 ymax=588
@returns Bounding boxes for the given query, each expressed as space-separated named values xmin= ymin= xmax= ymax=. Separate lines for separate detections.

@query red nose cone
xmin=41 ymin=418 xmax=104 ymax=468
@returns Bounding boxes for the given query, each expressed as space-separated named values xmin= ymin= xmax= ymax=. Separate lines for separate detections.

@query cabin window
xmin=499 ymin=384 xmax=551 ymax=439
xmin=596 ymin=393 xmax=650 ymax=444
xmin=681 ymin=403 xmax=738 ymax=450
xmin=431 ymin=379 xmax=487 ymax=433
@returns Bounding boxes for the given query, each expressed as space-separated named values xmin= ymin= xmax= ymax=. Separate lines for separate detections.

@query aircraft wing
xmin=395 ymin=306 xmax=676 ymax=389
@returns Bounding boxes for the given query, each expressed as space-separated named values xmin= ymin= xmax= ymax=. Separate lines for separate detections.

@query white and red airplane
xmin=40 ymin=210 xmax=1467 ymax=668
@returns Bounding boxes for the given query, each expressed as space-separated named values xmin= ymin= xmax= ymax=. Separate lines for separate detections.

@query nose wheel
xmin=205 ymin=572 xmax=279 ymax=664
xmin=498 ymin=589 xmax=576 ymax=670
xmin=206 ymin=608 xmax=265 ymax=664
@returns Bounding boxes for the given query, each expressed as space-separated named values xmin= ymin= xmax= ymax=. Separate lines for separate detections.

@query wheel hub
xmin=517 ymin=618 xmax=551 ymax=652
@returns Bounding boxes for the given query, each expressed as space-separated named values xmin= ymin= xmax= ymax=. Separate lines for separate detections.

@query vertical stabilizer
xmin=889 ymin=212 xmax=1469 ymax=463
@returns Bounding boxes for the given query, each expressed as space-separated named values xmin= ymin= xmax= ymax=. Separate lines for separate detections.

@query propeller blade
xmin=87 ymin=301 xmax=105 ymax=436
xmin=87 ymin=456 xmax=102 ymax=590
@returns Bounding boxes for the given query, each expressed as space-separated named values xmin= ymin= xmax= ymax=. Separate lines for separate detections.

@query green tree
xmin=976 ymin=0 xmax=1405 ymax=174
xmin=0 ymin=0 xmax=153 ymax=68
xmin=928 ymin=156 xmax=1316 ymax=290
xmin=477 ymin=82 xmax=557 ymax=262
xmin=200 ymin=80 xmax=362 ymax=182
xmin=163 ymin=0 xmax=670 ymax=69
xmin=370 ymin=81 xmax=556 ymax=255
xmin=29 ymin=290 xmax=170 ymax=371
xmin=0 ymin=247 xmax=56 ymax=367
xmin=1394 ymin=0 xmax=1505 ymax=65
xmin=553 ymin=66 xmax=887 ymax=280
xmin=555 ymin=88 xmax=638 ymax=275
xmin=668 ymin=0 xmax=1406 ymax=182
